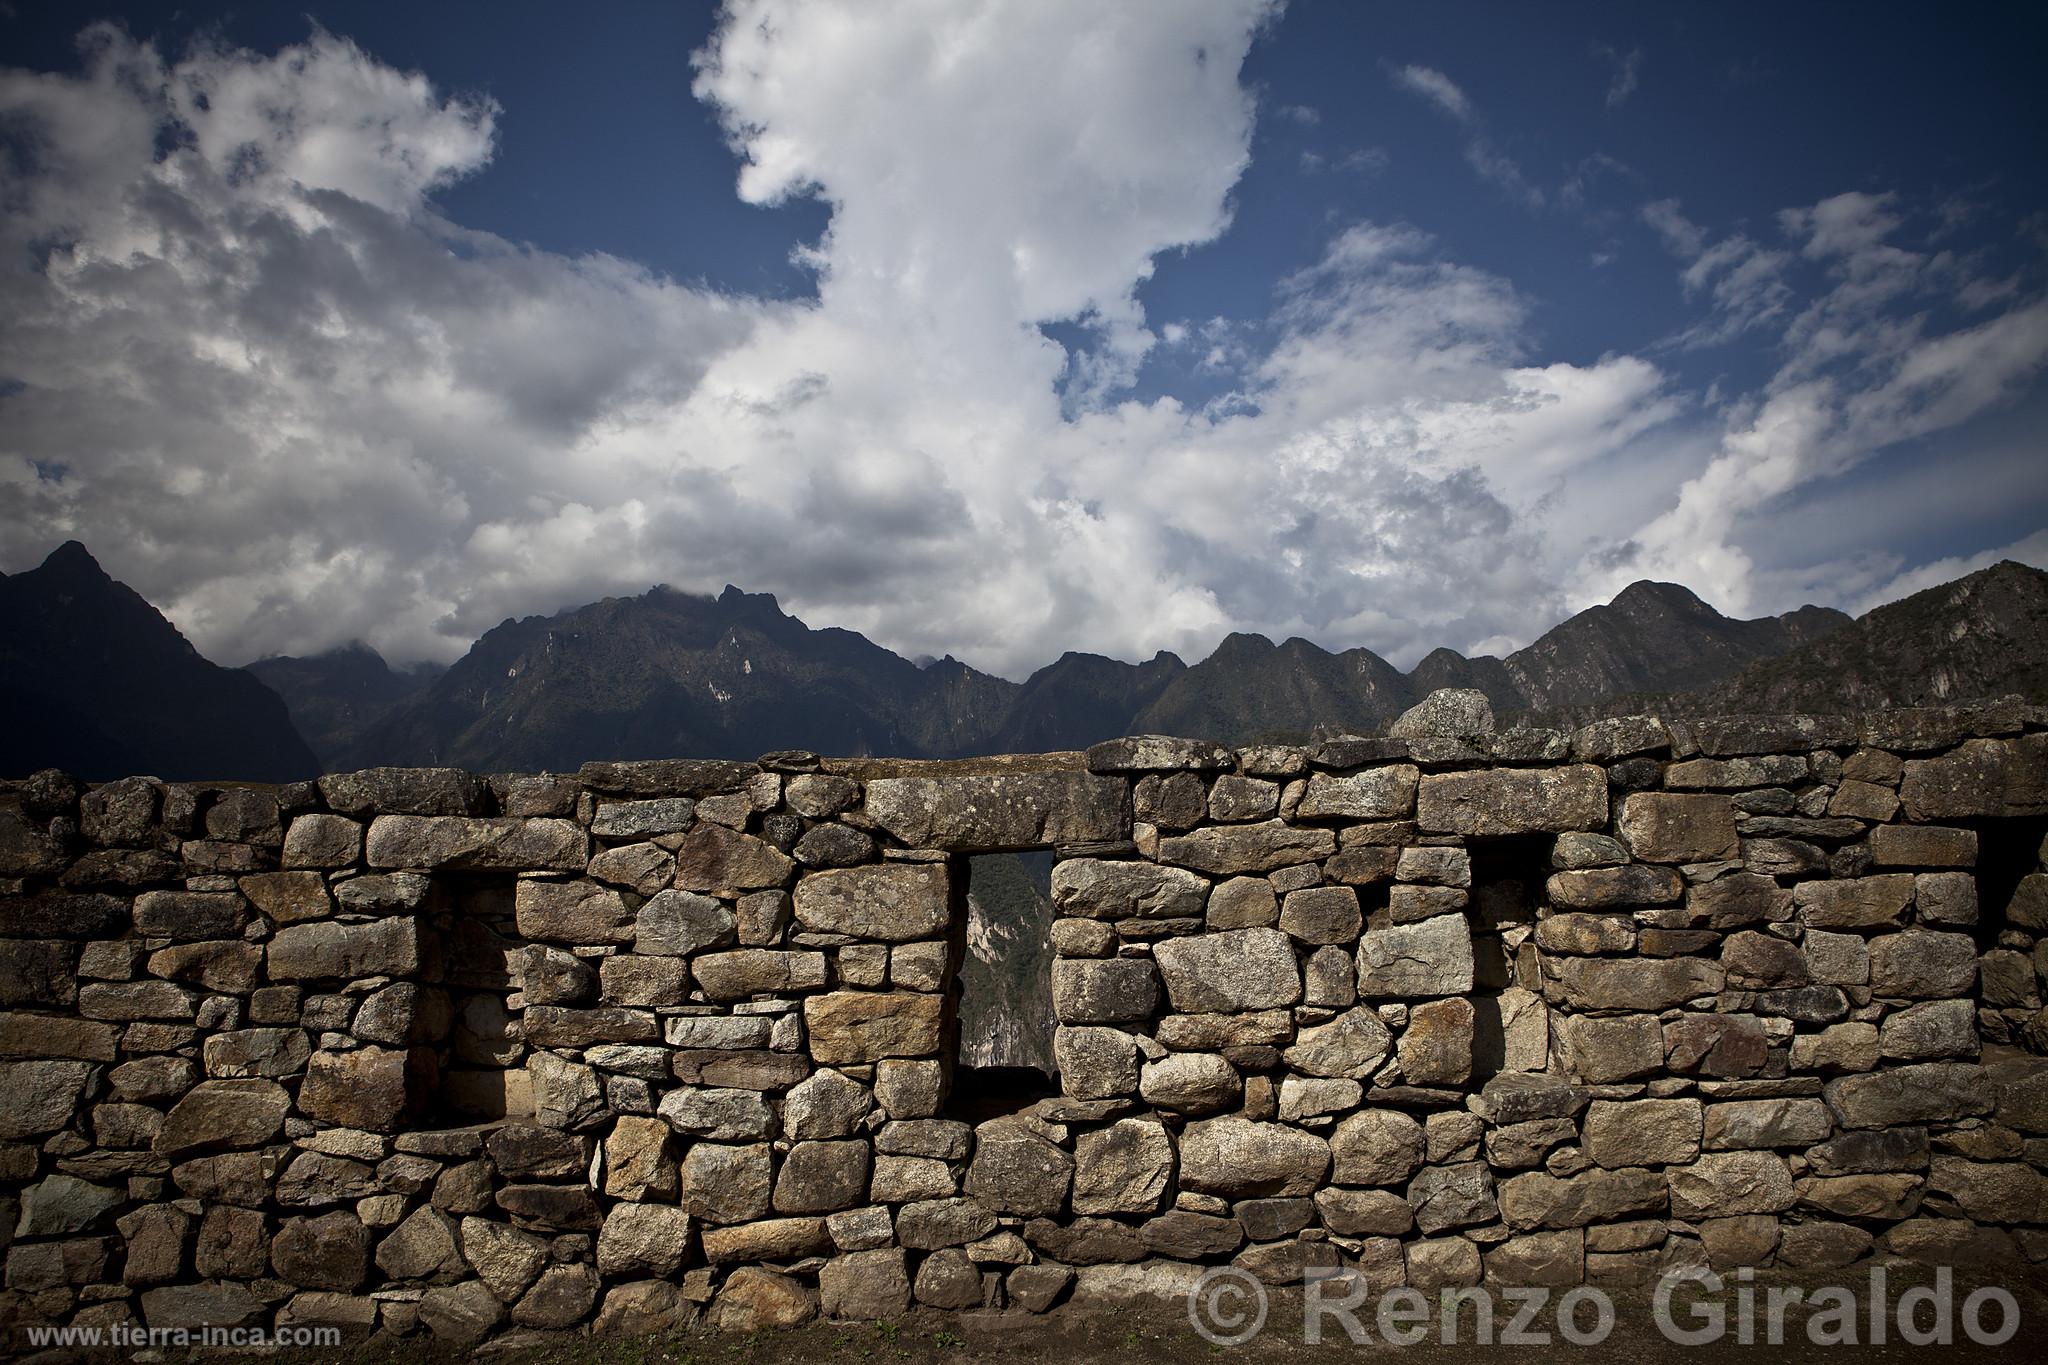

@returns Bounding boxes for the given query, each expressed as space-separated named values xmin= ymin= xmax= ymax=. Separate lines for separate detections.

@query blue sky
xmin=2 ymin=1 xmax=2043 ymax=676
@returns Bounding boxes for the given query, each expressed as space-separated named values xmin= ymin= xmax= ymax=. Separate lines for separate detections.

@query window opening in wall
xmin=1972 ymin=815 xmax=2048 ymax=1054
xmin=1463 ymin=834 xmax=1553 ymax=1081
xmin=950 ymin=851 xmax=1059 ymax=1121
xmin=427 ymin=871 xmax=531 ymax=1122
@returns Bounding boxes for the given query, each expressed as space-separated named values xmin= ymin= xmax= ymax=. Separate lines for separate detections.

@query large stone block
xmin=0 ymin=1015 xmax=116 ymax=1063
xmin=240 ymin=871 xmax=333 ymax=924
xmin=1553 ymin=1013 xmax=1663 ymax=1083
xmin=1666 ymin=1151 xmax=1795 ymax=1219
xmin=1544 ymin=957 xmax=1723 ymax=1011
xmin=1051 ymin=958 xmax=1159 ymax=1023
xmin=1618 ymin=793 xmax=1738 ymax=863
xmin=1687 ymin=715 xmax=1857 ymax=756
xmin=267 ymin=918 xmax=420 ymax=980
xmin=1899 ymin=734 xmax=2048 ymax=820
xmin=634 ymin=889 xmax=736 ymax=955
xmin=1408 ymin=1162 xmax=1497 ymax=1233
xmin=692 ymin=948 xmax=827 ymax=999
xmin=1179 ymin=1118 xmax=1329 ymax=1198
xmin=794 ymin=863 xmax=950 ymax=940
xmin=863 ymin=771 xmax=1126 ymax=851
xmin=1283 ymin=1008 xmax=1393 ymax=1080
xmin=457 ymin=1220 xmax=544 ymax=1305
xmin=1663 ymin=1014 xmax=1770 ymax=1079
xmin=1684 ymin=872 xmax=1793 ymax=928
xmin=318 ymin=768 xmax=486 ymax=816
xmin=271 ymin=1211 xmax=371 ymax=1292
xmin=283 ymin=814 xmax=363 ymax=869
xmin=774 ymin=1140 xmax=871 ymax=1215
xmin=1497 ymin=1168 xmax=1667 ymax=1230
xmin=1051 ymin=859 xmax=1206 ymax=921
xmin=1703 ymin=1098 xmax=1834 ymax=1150
xmin=1154 ymin=928 xmax=1301 ymax=1012
xmin=1070 ymin=1120 xmax=1175 ymax=1216
xmin=79 ymin=776 xmax=161 ymax=844
xmin=1295 ymin=767 xmax=1419 ymax=821
xmin=578 ymin=758 xmax=755 ymax=796
xmin=803 ymin=992 xmax=945 ymax=1064
xmin=1665 ymin=755 xmax=1808 ymax=790
xmin=0 ymin=940 xmax=76 ymax=1008
xmin=596 ymin=1202 xmax=693 ymax=1277
xmin=1582 ymin=1099 xmax=1702 ymax=1168
xmin=1869 ymin=824 xmax=1977 ymax=868
xmin=819 ymin=1248 xmax=912 ymax=1320
xmin=1085 ymin=736 xmax=1234 ymax=772
xmin=134 ymin=890 xmax=250 ymax=941
xmin=1157 ymin=821 xmax=1337 ymax=875
xmin=365 ymin=816 xmax=585 ymax=870
xmin=1356 ymin=914 xmax=1473 ymax=997
xmin=1139 ymin=1052 xmax=1240 ymax=1114
xmin=1416 ymin=766 xmax=1607 ymax=835
xmin=156 ymin=1079 xmax=290 ymax=1156
xmin=1055 ymin=1026 xmax=1140 ymax=1100
xmin=1794 ymin=875 xmax=1914 ymax=929
xmin=1546 ymin=865 xmax=1683 ymax=908
xmin=1280 ymin=885 xmax=1363 ymax=943
xmin=298 ymin=1048 xmax=429 ymax=1132
xmin=1399 ymin=998 xmax=1475 ymax=1085
xmin=1867 ymin=930 xmax=1977 ymax=998
xmin=1824 ymin=1062 xmax=1992 ymax=1128
xmin=965 ymin=1117 xmax=1073 ymax=1216
xmin=673 ymin=823 xmax=796 ymax=891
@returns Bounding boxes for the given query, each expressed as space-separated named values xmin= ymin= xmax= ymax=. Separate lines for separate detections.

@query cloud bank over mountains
xmin=1 ymin=1 xmax=2042 ymax=678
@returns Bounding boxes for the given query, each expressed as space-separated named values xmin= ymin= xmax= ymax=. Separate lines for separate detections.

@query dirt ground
xmin=202 ymin=1266 xmax=2048 ymax=1365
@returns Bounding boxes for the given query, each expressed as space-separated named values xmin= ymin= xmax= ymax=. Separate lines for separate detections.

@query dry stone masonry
xmin=3 ymin=692 xmax=2047 ymax=1344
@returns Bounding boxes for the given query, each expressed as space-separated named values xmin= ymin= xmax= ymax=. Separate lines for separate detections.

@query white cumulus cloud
xmin=0 ymin=4 xmax=2040 ymax=688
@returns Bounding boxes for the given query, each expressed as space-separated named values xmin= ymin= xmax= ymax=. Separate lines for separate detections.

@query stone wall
xmin=3 ymin=696 xmax=2047 ymax=1345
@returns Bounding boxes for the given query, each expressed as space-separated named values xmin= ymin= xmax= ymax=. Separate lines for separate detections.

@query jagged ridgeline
xmin=4 ymin=542 xmax=2046 ymax=780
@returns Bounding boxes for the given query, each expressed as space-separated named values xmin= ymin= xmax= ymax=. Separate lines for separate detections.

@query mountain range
xmin=3 ymin=540 xmax=2044 ymax=780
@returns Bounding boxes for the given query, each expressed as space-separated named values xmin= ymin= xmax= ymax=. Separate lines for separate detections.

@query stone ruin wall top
xmin=2 ymin=696 xmax=2047 ymax=1344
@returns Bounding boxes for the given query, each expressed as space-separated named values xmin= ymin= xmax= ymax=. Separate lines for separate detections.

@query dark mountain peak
xmin=1501 ymin=574 xmax=1853 ymax=712
xmin=1777 ymin=603 xmax=1855 ymax=643
xmin=1607 ymin=579 xmax=1715 ymax=620
xmin=1207 ymin=631 xmax=1277 ymax=662
xmin=2 ymin=541 xmax=316 ymax=781
xmin=1279 ymin=636 xmax=1338 ymax=661
xmin=717 ymin=583 xmax=783 ymax=615
xmin=39 ymin=539 xmax=111 ymax=582
xmin=1409 ymin=650 xmax=1490 ymax=675
xmin=1957 ymin=559 xmax=2043 ymax=596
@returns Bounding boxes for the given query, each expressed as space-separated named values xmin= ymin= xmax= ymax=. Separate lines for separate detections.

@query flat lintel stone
xmin=862 ymin=772 xmax=1126 ymax=852
xmin=576 ymin=759 xmax=758 ymax=796
xmin=1416 ymin=766 xmax=1607 ymax=835
xmin=1084 ymin=736 xmax=1235 ymax=773
xmin=364 ymin=816 xmax=585 ymax=871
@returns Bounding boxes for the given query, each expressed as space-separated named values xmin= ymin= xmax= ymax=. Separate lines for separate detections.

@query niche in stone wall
xmin=949 ymin=851 xmax=1059 ymax=1121
xmin=427 ymin=871 xmax=535 ymax=1122
xmin=1463 ymin=834 xmax=1552 ymax=1081
xmin=1971 ymin=814 xmax=2048 ymax=1053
